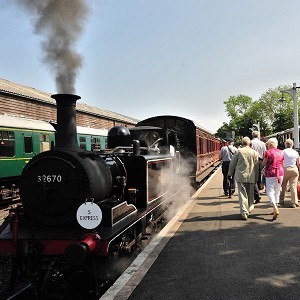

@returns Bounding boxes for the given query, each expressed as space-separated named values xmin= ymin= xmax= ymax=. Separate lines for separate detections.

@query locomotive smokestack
xmin=51 ymin=94 xmax=81 ymax=151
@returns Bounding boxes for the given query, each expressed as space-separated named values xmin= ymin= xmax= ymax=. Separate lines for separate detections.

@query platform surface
xmin=102 ymin=168 xmax=300 ymax=300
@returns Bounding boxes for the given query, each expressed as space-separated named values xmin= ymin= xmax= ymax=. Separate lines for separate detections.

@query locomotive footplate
xmin=0 ymin=187 xmax=175 ymax=258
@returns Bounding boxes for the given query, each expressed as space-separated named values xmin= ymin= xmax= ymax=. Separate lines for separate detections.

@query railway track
xmin=0 ymin=197 xmax=21 ymax=210
xmin=0 ymin=212 xmax=165 ymax=300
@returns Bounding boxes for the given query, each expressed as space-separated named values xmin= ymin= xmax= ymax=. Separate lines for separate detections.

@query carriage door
xmin=23 ymin=133 xmax=34 ymax=159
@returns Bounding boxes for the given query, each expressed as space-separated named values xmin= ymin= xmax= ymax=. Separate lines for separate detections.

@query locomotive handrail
xmin=149 ymin=137 xmax=163 ymax=148
xmin=108 ymin=146 xmax=151 ymax=153
xmin=107 ymin=146 xmax=133 ymax=153
xmin=23 ymin=155 xmax=76 ymax=169
xmin=108 ymin=141 xmax=163 ymax=154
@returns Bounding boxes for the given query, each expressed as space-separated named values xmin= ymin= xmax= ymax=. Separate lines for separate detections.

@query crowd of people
xmin=220 ymin=131 xmax=300 ymax=220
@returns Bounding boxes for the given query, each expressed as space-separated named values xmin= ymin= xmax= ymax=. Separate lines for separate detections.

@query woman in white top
xmin=279 ymin=139 xmax=300 ymax=208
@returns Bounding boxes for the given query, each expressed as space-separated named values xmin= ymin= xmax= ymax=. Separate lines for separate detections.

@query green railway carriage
xmin=0 ymin=114 xmax=56 ymax=181
xmin=77 ymin=125 xmax=108 ymax=151
xmin=0 ymin=114 xmax=108 ymax=200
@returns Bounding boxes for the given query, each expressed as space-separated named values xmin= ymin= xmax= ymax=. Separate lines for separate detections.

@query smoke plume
xmin=16 ymin=0 xmax=89 ymax=93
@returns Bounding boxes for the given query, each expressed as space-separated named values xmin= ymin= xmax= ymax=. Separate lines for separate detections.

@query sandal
xmin=273 ymin=209 xmax=279 ymax=220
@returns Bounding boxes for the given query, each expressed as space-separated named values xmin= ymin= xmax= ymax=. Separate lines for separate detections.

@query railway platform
xmin=102 ymin=167 xmax=300 ymax=300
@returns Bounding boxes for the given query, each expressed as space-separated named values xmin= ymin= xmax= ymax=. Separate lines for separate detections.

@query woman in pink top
xmin=262 ymin=138 xmax=284 ymax=220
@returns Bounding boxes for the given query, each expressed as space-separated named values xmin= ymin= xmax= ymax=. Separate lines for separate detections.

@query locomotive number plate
xmin=37 ymin=175 xmax=62 ymax=183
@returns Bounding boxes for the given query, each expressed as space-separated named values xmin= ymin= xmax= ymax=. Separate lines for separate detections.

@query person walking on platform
xmin=279 ymin=139 xmax=300 ymax=208
xmin=251 ymin=131 xmax=266 ymax=203
xmin=228 ymin=137 xmax=259 ymax=220
xmin=219 ymin=138 xmax=237 ymax=196
xmin=262 ymin=138 xmax=284 ymax=220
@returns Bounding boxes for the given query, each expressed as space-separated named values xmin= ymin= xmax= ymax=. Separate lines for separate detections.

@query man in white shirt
xmin=219 ymin=138 xmax=237 ymax=196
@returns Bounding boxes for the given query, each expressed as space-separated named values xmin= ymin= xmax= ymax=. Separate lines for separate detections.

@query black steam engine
xmin=0 ymin=94 xmax=186 ymax=299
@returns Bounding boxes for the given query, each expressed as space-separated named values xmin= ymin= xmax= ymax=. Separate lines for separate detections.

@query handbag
xmin=259 ymin=167 xmax=266 ymax=190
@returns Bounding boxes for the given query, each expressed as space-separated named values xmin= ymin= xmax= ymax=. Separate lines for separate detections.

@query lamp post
xmin=253 ymin=122 xmax=260 ymax=134
xmin=281 ymin=83 xmax=299 ymax=149
xmin=249 ymin=122 xmax=260 ymax=135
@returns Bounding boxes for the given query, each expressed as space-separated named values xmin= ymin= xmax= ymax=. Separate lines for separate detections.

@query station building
xmin=0 ymin=78 xmax=138 ymax=129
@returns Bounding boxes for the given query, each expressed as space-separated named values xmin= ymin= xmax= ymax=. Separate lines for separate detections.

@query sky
xmin=2 ymin=0 xmax=300 ymax=133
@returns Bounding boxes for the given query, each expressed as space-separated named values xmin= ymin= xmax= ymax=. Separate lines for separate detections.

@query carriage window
xmin=0 ymin=130 xmax=15 ymax=157
xmin=39 ymin=133 xmax=50 ymax=142
xmin=2 ymin=131 xmax=8 ymax=140
xmin=24 ymin=136 xmax=33 ymax=153
xmin=199 ymin=137 xmax=203 ymax=154
xmin=91 ymin=137 xmax=101 ymax=151
xmin=79 ymin=136 xmax=87 ymax=150
xmin=8 ymin=131 xmax=14 ymax=139
xmin=39 ymin=133 xmax=51 ymax=152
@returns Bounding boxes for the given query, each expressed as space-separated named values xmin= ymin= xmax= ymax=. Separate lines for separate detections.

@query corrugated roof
xmin=0 ymin=113 xmax=55 ymax=131
xmin=0 ymin=78 xmax=139 ymax=124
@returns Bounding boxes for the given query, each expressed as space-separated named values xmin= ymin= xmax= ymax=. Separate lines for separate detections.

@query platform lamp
xmin=249 ymin=122 xmax=260 ymax=135
xmin=252 ymin=122 xmax=260 ymax=134
xmin=280 ymin=83 xmax=299 ymax=149
xmin=278 ymin=92 xmax=285 ymax=112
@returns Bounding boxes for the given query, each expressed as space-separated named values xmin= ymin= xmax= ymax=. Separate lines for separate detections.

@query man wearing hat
xmin=219 ymin=138 xmax=237 ymax=196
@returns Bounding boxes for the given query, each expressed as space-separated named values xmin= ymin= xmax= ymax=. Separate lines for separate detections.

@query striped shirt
xmin=220 ymin=145 xmax=237 ymax=162
xmin=251 ymin=138 xmax=266 ymax=159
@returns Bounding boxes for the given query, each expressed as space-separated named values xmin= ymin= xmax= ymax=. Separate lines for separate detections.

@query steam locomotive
xmin=0 ymin=94 xmax=220 ymax=299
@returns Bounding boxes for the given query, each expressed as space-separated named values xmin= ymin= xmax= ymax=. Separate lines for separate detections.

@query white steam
xmin=161 ymin=155 xmax=196 ymax=222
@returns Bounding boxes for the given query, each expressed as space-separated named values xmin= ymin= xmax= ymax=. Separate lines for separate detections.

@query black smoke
xmin=16 ymin=0 xmax=89 ymax=93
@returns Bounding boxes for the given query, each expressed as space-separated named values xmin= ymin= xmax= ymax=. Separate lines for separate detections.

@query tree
xmin=257 ymin=85 xmax=295 ymax=132
xmin=215 ymin=122 xmax=231 ymax=139
xmin=224 ymin=95 xmax=253 ymax=120
xmin=272 ymin=111 xmax=293 ymax=133
xmin=218 ymin=85 xmax=300 ymax=140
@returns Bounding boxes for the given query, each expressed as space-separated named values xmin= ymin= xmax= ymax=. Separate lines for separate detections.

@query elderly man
xmin=219 ymin=138 xmax=237 ymax=196
xmin=228 ymin=137 xmax=259 ymax=220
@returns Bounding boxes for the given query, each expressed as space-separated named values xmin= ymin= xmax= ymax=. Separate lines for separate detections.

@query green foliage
xmin=224 ymin=95 xmax=253 ymax=119
xmin=215 ymin=122 xmax=230 ymax=139
xmin=272 ymin=112 xmax=293 ymax=132
xmin=217 ymin=84 xmax=300 ymax=140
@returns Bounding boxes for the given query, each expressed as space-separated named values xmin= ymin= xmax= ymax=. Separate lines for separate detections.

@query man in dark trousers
xmin=251 ymin=131 xmax=266 ymax=203
xmin=219 ymin=138 xmax=237 ymax=196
